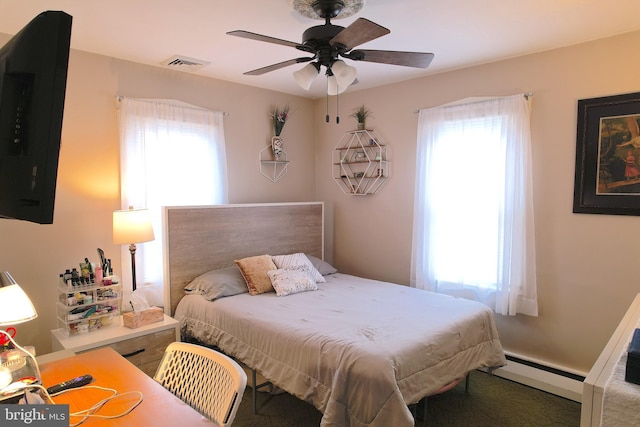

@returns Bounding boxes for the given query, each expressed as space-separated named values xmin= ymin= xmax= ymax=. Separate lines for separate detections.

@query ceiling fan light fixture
xmin=331 ymin=59 xmax=357 ymax=88
xmin=293 ymin=62 xmax=321 ymax=90
xmin=229 ymin=0 xmax=434 ymax=100
xmin=327 ymin=74 xmax=349 ymax=95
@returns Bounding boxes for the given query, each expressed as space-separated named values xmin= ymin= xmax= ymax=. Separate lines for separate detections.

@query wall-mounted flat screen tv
xmin=0 ymin=11 xmax=72 ymax=224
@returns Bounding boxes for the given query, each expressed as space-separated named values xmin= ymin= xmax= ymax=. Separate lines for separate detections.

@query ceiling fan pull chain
xmin=336 ymin=91 xmax=340 ymax=124
xmin=326 ymin=78 xmax=330 ymax=123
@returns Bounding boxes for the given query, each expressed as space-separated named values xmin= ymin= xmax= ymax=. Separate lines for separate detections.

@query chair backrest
xmin=154 ymin=342 xmax=247 ymax=426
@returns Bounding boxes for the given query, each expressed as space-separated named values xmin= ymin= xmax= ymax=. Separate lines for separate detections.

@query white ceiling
xmin=1 ymin=0 xmax=640 ymax=99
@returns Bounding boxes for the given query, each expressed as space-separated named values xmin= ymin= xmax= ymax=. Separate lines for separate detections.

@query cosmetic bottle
xmin=71 ymin=268 xmax=80 ymax=287
xmin=63 ymin=269 xmax=72 ymax=287
xmin=95 ymin=264 xmax=103 ymax=285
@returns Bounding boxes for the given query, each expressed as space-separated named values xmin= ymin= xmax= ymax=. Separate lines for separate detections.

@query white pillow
xmin=267 ymin=268 xmax=318 ymax=297
xmin=272 ymin=253 xmax=326 ymax=283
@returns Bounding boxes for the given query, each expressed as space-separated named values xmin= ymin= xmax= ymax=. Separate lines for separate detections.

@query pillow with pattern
xmin=267 ymin=267 xmax=318 ymax=297
xmin=272 ymin=253 xmax=326 ymax=283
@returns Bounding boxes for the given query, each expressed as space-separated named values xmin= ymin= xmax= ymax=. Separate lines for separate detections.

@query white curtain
xmin=118 ymin=97 xmax=228 ymax=303
xmin=410 ymin=94 xmax=538 ymax=316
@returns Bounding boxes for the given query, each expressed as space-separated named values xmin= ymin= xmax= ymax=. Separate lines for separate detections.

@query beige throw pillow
xmin=235 ymin=255 xmax=277 ymax=295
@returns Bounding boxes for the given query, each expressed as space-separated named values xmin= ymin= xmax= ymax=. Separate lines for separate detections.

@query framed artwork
xmin=573 ymin=91 xmax=640 ymax=215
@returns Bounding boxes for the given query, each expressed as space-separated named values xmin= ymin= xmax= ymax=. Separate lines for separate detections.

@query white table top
xmin=601 ymin=328 xmax=640 ymax=426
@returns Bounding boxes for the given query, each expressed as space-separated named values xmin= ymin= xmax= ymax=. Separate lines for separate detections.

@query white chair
xmin=154 ymin=342 xmax=247 ymax=426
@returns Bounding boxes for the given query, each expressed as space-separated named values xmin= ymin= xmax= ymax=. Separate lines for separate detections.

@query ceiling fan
xmin=227 ymin=0 xmax=434 ymax=94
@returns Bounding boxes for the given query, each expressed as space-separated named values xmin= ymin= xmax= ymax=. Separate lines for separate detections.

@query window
xmin=411 ymin=94 xmax=538 ymax=316
xmin=118 ymin=98 xmax=228 ymax=298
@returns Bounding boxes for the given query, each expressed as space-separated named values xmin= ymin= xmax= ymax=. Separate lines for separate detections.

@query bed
xmin=163 ymin=202 xmax=506 ymax=427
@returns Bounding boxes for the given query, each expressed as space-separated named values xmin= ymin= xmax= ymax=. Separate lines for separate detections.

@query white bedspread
xmin=175 ymin=273 xmax=506 ymax=427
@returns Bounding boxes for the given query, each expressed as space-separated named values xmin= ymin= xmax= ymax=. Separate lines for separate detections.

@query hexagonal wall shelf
xmin=332 ymin=130 xmax=390 ymax=195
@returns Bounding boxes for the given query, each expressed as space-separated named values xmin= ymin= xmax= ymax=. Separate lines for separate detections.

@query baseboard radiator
xmin=487 ymin=352 xmax=586 ymax=402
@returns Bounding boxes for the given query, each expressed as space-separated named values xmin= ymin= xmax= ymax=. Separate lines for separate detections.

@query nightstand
xmin=50 ymin=314 xmax=179 ymax=376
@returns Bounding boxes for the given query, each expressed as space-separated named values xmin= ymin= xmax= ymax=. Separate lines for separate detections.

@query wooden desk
xmin=40 ymin=347 xmax=215 ymax=426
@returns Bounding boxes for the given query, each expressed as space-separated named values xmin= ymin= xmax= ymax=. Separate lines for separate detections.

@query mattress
xmin=175 ymin=273 xmax=506 ymax=427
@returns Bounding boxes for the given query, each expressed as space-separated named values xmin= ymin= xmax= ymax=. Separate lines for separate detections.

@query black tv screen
xmin=0 ymin=11 xmax=72 ymax=224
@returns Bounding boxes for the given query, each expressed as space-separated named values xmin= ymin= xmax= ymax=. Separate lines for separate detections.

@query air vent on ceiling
xmin=161 ymin=55 xmax=211 ymax=72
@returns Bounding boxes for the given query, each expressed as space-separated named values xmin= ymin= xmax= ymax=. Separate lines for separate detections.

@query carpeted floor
xmin=232 ymin=370 xmax=581 ymax=427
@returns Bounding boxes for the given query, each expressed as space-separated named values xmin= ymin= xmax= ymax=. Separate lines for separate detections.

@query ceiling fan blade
xmin=330 ymin=18 xmax=390 ymax=50
xmin=349 ymin=50 xmax=434 ymax=68
xmin=244 ymin=57 xmax=314 ymax=76
xmin=227 ymin=30 xmax=300 ymax=48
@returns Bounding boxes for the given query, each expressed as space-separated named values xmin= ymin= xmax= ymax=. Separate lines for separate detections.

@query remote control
xmin=46 ymin=374 xmax=93 ymax=394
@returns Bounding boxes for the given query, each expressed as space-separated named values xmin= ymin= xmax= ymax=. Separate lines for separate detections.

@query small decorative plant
xmin=271 ymin=105 xmax=290 ymax=137
xmin=350 ymin=105 xmax=372 ymax=129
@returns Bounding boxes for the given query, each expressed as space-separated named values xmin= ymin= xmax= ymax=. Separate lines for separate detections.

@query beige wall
xmin=0 ymin=46 xmax=316 ymax=355
xmin=3 ymin=28 xmax=640 ymax=375
xmin=315 ymin=30 xmax=640 ymax=374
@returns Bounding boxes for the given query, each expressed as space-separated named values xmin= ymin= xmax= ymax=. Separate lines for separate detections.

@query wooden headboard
xmin=163 ymin=202 xmax=324 ymax=315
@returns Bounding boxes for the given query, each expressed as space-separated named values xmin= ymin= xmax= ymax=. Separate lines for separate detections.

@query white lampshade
xmin=328 ymin=75 xmax=349 ymax=96
xmin=0 ymin=365 xmax=11 ymax=389
xmin=0 ymin=273 xmax=38 ymax=326
xmin=331 ymin=60 xmax=357 ymax=88
xmin=293 ymin=62 xmax=320 ymax=90
xmin=113 ymin=207 xmax=155 ymax=245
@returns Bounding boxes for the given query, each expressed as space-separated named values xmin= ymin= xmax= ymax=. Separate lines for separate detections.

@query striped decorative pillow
xmin=272 ymin=253 xmax=326 ymax=283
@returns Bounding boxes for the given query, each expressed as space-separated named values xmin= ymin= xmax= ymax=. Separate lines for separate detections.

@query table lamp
xmin=0 ymin=271 xmax=38 ymax=390
xmin=113 ymin=207 xmax=155 ymax=292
